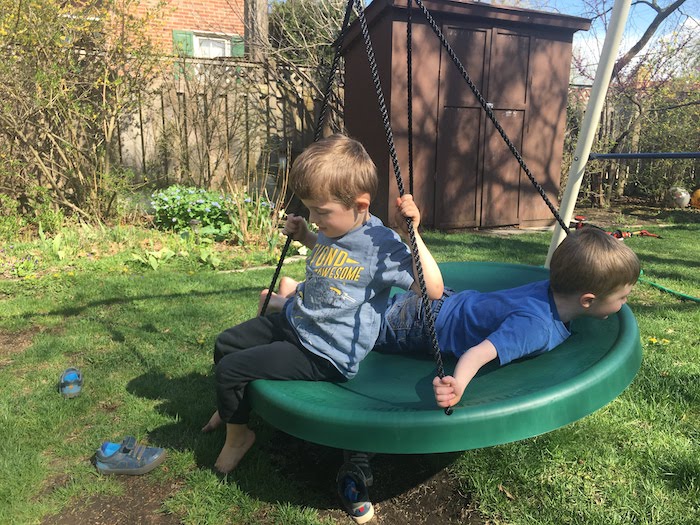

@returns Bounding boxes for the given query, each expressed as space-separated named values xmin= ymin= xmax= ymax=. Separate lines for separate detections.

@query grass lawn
xmin=0 ymin=209 xmax=698 ymax=524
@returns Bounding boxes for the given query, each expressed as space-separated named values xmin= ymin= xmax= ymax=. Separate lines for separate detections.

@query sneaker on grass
xmin=58 ymin=367 xmax=83 ymax=399
xmin=95 ymin=436 xmax=167 ymax=475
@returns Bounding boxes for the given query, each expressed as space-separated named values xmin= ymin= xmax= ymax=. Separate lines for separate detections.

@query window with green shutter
xmin=173 ymin=30 xmax=244 ymax=58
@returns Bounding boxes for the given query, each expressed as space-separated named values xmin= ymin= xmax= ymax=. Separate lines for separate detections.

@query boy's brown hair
xmin=549 ymin=227 xmax=640 ymax=297
xmin=289 ymin=134 xmax=378 ymax=208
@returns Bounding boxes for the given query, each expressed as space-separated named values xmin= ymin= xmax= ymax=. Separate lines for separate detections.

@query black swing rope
xmin=259 ymin=0 xmax=355 ymax=317
xmin=406 ymin=2 xmax=414 ymax=196
xmin=352 ymin=0 xmax=452 ymax=415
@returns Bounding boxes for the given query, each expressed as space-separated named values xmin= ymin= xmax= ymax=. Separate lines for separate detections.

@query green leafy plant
xmin=198 ymin=245 xmax=222 ymax=269
xmin=150 ymin=185 xmax=281 ymax=248
xmin=131 ymin=247 xmax=176 ymax=270
xmin=11 ymin=255 xmax=40 ymax=278
xmin=151 ymin=185 xmax=232 ymax=240
xmin=228 ymin=190 xmax=279 ymax=246
xmin=38 ymin=225 xmax=68 ymax=261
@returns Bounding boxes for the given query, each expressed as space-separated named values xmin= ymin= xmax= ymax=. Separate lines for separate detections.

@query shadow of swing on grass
xmin=125 ymin=369 xmax=461 ymax=512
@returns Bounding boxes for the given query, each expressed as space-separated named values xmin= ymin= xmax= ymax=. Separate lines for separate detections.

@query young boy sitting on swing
xmin=202 ymin=133 xmax=443 ymax=475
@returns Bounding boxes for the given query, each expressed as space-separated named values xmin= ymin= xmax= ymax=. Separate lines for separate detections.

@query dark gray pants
xmin=214 ymin=313 xmax=345 ymax=424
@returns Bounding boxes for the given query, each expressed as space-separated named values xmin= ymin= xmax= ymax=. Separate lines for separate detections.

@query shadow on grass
xmin=620 ymin=206 xmax=700 ymax=224
xmin=630 ymin=301 xmax=700 ymax=316
xmin=126 ymin=370 xmax=217 ymax=449
xmin=126 ymin=370 xmax=461 ymax=509
xmin=25 ymin=286 xmax=261 ymax=320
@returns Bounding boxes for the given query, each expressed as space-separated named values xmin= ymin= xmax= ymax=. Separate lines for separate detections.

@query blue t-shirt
xmin=285 ymin=215 xmax=415 ymax=378
xmin=436 ymin=280 xmax=570 ymax=365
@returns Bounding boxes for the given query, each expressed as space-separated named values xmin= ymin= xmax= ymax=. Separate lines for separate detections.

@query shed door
xmin=435 ymin=26 xmax=489 ymax=229
xmin=482 ymin=30 xmax=529 ymax=227
xmin=436 ymin=107 xmax=483 ymax=228
xmin=436 ymin=26 xmax=532 ymax=228
xmin=481 ymin=109 xmax=524 ymax=227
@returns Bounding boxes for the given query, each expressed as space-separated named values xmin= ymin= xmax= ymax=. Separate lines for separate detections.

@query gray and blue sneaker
xmin=337 ymin=462 xmax=374 ymax=524
xmin=343 ymin=450 xmax=374 ymax=486
xmin=59 ymin=367 xmax=83 ymax=398
xmin=95 ymin=436 xmax=167 ymax=475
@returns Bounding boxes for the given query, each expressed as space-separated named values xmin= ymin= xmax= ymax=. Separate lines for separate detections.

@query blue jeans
xmin=375 ymin=289 xmax=453 ymax=355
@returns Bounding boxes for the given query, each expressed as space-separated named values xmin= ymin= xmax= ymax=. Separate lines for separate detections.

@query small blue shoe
xmin=59 ymin=368 xmax=83 ymax=398
xmin=95 ymin=436 xmax=167 ymax=475
xmin=337 ymin=462 xmax=375 ymax=524
xmin=343 ymin=450 xmax=374 ymax=486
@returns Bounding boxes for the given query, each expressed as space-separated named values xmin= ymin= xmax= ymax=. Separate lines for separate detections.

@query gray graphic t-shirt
xmin=285 ymin=215 xmax=415 ymax=378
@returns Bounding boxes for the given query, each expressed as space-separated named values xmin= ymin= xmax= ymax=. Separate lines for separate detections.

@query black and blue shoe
xmin=344 ymin=450 xmax=374 ymax=486
xmin=95 ymin=436 xmax=167 ymax=475
xmin=337 ymin=462 xmax=374 ymax=524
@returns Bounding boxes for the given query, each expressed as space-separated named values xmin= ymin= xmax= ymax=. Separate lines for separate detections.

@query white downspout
xmin=545 ymin=0 xmax=632 ymax=267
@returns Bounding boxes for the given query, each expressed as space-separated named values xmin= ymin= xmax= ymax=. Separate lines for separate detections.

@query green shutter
xmin=172 ymin=30 xmax=194 ymax=80
xmin=172 ymin=30 xmax=194 ymax=57
xmin=231 ymin=35 xmax=244 ymax=58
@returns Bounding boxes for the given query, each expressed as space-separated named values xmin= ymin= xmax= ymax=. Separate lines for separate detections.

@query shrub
xmin=26 ymin=186 xmax=64 ymax=234
xmin=151 ymin=185 xmax=232 ymax=239
xmin=0 ymin=194 xmax=25 ymax=241
xmin=150 ymin=185 xmax=280 ymax=246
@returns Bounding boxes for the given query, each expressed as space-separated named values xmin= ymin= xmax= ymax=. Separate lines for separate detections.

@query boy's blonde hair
xmin=550 ymin=227 xmax=640 ymax=297
xmin=289 ymin=134 xmax=378 ymax=208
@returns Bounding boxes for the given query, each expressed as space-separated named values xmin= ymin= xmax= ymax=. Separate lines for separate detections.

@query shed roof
xmin=342 ymin=0 xmax=591 ymax=50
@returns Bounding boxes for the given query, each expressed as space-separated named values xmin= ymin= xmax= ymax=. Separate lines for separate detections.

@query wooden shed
xmin=342 ymin=0 xmax=590 ymax=229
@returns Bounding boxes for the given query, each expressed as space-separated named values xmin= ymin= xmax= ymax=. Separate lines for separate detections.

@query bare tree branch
xmin=613 ymin=0 xmax=688 ymax=78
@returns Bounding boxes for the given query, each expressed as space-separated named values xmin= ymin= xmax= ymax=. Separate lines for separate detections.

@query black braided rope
xmin=259 ymin=236 xmax=294 ymax=316
xmin=413 ymin=0 xmax=570 ymax=235
xmin=314 ymin=0 xmax=355 ymax=142
xmin=260 ymin=0 xmax=355 ymax=316
xmin=355 ymin=0 xmax=452 ymax=415
xmin=406 ymin=3 xmax=414 ymax=195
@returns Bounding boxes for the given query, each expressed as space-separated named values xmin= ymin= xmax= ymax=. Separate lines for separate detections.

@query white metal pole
xmin=545 ymin=0 xmax=632 ymax=267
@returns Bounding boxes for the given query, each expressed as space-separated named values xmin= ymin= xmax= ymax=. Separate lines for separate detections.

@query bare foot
xmin=257 ymin=289 xmax=272 ymax=316
xmin=278 ymin=276 xmax=298 ymax=297
xmin=258 ymin=290 xmax=287 ymax=315
xmin=214 ymin=427 xmax=256 ymax=473
xmin=201 ymin=410 xmax=222 ymax=433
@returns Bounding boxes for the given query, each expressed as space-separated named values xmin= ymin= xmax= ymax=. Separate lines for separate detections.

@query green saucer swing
xmin=248 ymin=261 xmax=642 ymax=454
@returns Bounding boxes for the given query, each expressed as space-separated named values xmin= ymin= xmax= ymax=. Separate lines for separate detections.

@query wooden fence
xmin=117 ymin=58 xmax=342 ymax=192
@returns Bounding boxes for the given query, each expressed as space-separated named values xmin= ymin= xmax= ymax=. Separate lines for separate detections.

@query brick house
xmin=132 ymin=0 xmax=266 ymax=59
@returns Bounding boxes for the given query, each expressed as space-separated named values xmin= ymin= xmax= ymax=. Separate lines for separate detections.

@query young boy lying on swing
xmin=203 ymin=133 xmax=443 ymax=475
xmin=375 ymin=226 xmax=640 ymax=407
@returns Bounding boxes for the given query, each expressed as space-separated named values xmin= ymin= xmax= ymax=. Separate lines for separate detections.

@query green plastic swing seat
xmin=248 ymin=262 xmax=642 ymax=454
